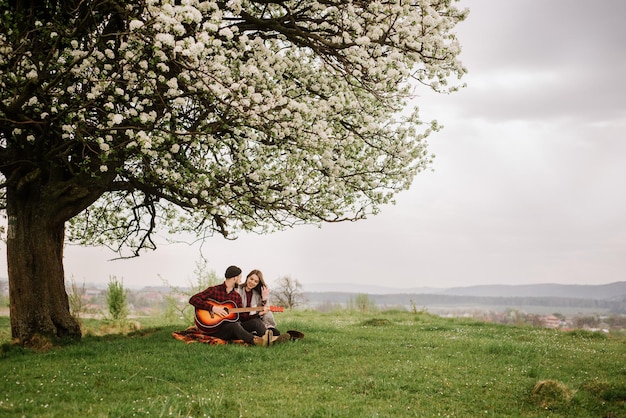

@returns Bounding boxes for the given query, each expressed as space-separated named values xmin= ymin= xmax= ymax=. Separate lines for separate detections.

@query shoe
xmin=268 ymin=327 xmax=279 ymax=336
xmin=252 ymin=336 xmax=268 ymax=347
xmin=271 ymin=333 xmax=292 ymax=344
xmin=265 ymin=329 xmax=273 ymax=346
xmin=286 ymin=330 xmax=305 ymax=340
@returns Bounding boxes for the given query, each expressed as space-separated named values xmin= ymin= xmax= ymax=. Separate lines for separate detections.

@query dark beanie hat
xmin=225 ymin=265 xmax=242 ymax=279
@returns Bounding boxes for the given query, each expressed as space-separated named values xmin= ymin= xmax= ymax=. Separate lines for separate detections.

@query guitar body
xmin=195 ymin=299 xmax=284 ymax=332
xmin=195 ymin=300 xmax=241 ymax=331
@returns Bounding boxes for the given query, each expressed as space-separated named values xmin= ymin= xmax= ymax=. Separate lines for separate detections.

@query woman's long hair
xmin=242 ymin=269 xmax=267 ymax=293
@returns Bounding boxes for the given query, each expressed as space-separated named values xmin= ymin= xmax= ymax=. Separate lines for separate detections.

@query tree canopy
xmin=1 ymin=0 xmax=466 ymax=252
xmin=0 ymin=0 xmax=466 ymax=343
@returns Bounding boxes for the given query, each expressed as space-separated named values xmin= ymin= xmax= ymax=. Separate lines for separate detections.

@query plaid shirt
xmin=188 ymin=282 xmax=251 ymax=321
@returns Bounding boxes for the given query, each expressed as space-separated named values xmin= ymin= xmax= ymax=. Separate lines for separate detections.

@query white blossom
xmin=218 ymin=27 xmax=233 ymax=40
xmin=155 ymin=33 xmax=175 ymax=47
xmin=129 ymin=20 xmax=144 ymax=31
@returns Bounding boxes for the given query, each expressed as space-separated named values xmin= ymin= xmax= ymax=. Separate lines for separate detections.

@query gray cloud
xmin=450 ymin=0 xmax=626 ymax=123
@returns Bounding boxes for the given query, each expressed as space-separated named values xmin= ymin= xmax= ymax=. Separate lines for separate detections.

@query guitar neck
xmin=226 ymin=306 xmax=267 ymax=314
xmin=201 ymin=299 xmax=284 ymax=315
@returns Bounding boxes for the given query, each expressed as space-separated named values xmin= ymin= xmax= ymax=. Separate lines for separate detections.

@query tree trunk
xmin=6 ymin=185 xmax=81 ymax=345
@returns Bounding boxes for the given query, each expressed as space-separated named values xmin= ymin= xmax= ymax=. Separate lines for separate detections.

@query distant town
xmin=1 ymin=279 xmax=625 ymax=333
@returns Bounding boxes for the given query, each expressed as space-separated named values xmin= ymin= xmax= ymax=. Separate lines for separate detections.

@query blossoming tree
xmin=0 ymin=0 xmax=466 ymax=344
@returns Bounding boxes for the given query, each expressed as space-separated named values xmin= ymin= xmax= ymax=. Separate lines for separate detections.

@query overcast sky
xmin=4 ymin=0 xmax=625 ymax=291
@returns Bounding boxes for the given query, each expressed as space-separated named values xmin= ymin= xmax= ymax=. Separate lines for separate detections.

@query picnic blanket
xmin=172 ymin=326 xmax=246 ymax=345
xmin=172 ymin=327 xmax=305 ymax=345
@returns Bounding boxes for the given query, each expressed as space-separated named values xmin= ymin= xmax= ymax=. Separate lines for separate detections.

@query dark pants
xmin=241 ymin=317 xmax=267 ymax=337
xmin=212 ymin=317 xmax=266 ymax=344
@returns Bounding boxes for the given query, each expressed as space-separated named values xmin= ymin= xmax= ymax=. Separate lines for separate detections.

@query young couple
xmin=188 ymin=265 xmax=290 ymax=346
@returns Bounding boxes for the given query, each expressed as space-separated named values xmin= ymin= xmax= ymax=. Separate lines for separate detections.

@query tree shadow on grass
xmin=0 ymin=324 xmax=181 ymax=359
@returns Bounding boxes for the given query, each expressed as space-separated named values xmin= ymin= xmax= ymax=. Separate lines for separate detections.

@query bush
xmin=67 ymin=278 xmax=86 ymax=320
xmin=106 ymin=277 xmax=128 ymax=322
xmin=348 ymin=293 xmax=377 ymax=313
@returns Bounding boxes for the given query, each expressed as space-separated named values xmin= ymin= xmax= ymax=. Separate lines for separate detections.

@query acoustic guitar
xmin=195 ymin=299 xmax=284 ymax=331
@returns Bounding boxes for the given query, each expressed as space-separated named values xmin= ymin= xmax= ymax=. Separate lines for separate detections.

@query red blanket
xmin=172 ymin=326 xmax=247 ymax=345
xmin=172 ymin=327 xmax=305 ymax=345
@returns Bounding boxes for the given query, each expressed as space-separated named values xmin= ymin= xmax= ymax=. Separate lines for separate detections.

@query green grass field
xmin=1 ymin=310 xmax=625 ymax=417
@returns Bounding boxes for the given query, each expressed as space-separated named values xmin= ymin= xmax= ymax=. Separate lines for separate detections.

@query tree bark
xmin=6 ymin=184 xmax=81 ymax=345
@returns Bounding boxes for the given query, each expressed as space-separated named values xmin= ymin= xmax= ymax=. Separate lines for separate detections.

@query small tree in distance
xmin=273 ymin=276 xmax=306 ymax=309
xmin=348 ymin=293 xmax=377 ymax=313
xmin=67 ymin=278 xmax=87 ymax=321
xmin=188 ymin=261 xmax=220 ymax=294
xmin=105 ymin=277 xmax=128 ymax=322
xmin=161 ymin=260 xmax=220 ymax=325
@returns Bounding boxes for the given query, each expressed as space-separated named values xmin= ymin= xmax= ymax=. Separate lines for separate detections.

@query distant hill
xmin=302 ymin=282 xmax=626 ymax=315
xmin=439 ymin=282 xmax=626 ymax=300
xmin=303 ymin=282 xmax=440 ymax=295
xmin=303 ymin=281 xmax=626 ymax=300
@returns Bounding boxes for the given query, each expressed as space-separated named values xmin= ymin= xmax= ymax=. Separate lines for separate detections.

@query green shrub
xmin=105 ymin=277 xmax=128 ymax=322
